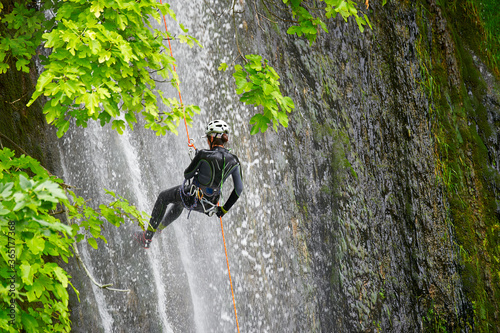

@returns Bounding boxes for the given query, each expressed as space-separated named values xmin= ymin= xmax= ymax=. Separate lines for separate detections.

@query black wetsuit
xmin=146 ymin=147 xmax=243 ymax=237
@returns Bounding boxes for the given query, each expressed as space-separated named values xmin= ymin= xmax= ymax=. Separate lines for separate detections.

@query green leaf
xmin=53 ymin=266 xmax=68 ymax=287
xmin=36 ymin=71 xmax=55 ymax=92
xmin=262 ymin=82 xmax=274 ymax=95
xmin=27 ymin=236 xmax=45 ymax=255
xmin=0 ymin=62 xmax=9 ymax=74
xmin=111 ymin=119 xmax=126 ymax=134
xmin=57 ymin=120 xmax=69 ymax=138
xmin=16 ymin=58 xmax=30 ymax=72
xmin=231 ymin=59 xmax=294 ymax=135
xmin=56 ymin=120 xmax=70 ymax=138
xmin=35 ymin=180 xmax=67 ymax=202
xmin=21 ymin=313 xmax=39 ymax=332
xmin=286 ymin=26 xmax=302 ymax=36
xmin=19 ymin=174 xmax=32 ymax=190
xmin=33 ymin=217 xmax=73 ymax=235
xmin=179 ymin=23 xmax=189 ymax=33
xmin=0 ymin=204 xmax=10 ymax=215
xmin=118 ymin=42 xmax=134 ymax=62
xmin=355 ymin=16 xmax=365 ymax=32
xmin=233 ymin=71 xmax=248 ymax=92
xmin=20 ymin=262 xmax=35 ymax=285
xmin=250 ymin=124 xmax=260 ymax=135
xmin=104 ymin=188 xmax=116 ymax=197
xmin=0 ymin=183 xmax=14 ymax=198
xmin=364 ymin=14 xmax=372 ymax=30
xmin=89 ymin=224 xmax=101 ymax=238
xmin=249 ymin=113 xmax=270 ymax=134
xmin=32 ymin=279 xmax=45 ymax=298
xmin=277 ymin=111 xmax=289 ymax=127
xmin=117 ymin=14 xmax=128 ymax=30
xmin=218 ymin=63 xmax=228 ymax=71
xmin=87 ymin=237 xmax=98 ymax=249
xmin=90 ymin=1 xmax=104 ymax=18
xmin=13 ymin=200 xmax=27 ymax=211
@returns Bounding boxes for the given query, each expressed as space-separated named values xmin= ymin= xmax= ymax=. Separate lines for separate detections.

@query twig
xmin=232 ymin=0 xmax=247 ymax=62
xmin=148 ymin=67 xmax=167 ymax=74
xmin=72 ymin=242 xmax=130 ymax=292
xmin=153 ymin=79 xmax=173 ymax=83
xmin=9 ymin=93 xmax=29 ymax=104
xmin=50 ymin=209 xmax=67 ymax=215
xmin=64 ymin=189 xmax=130 ymax=293
xmin=0 ymin=131 xmax=30 ymax=157
xmin=256 ymin=10 xmax=277 ymax=24
xmin=253 ymin=1 xmax=265 ymax=31
xmin=204 ymin=0 xmax=232 ymax=20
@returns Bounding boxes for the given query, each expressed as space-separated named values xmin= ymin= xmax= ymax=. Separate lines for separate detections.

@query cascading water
xmin=60 ymin=1 xmax=306 ymax=332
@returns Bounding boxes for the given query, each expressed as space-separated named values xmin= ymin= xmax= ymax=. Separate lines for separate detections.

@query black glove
xmin=216 ymin=206 xmax=227 ymax=218
xmin=184 ymin=194 xmax=195 ymax=207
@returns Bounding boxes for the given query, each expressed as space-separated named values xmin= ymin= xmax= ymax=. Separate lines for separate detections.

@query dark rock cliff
xmin=228 ymin=0 xmax=499 ymax=331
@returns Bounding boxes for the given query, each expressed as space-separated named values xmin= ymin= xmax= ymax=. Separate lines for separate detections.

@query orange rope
xmin=159 ymin=3 xmax=240 ymax=332
xmin=219 ymin=214 xmax=241 ymax=333
xmin=159 ymin=0 xmax=195 ymax=149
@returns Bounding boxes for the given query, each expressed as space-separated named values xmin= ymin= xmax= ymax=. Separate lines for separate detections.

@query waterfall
xmin=60 ymin=1 xmax=283 ymax=332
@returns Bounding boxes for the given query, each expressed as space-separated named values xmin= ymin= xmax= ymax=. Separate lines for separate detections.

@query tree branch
xmin=153 ymin=79 xmax=173 ymax=83
xmin=64 ymin=189 xmax=130 ymax=293
xmin=205 ymin=0 xmax=232 ymax=20
xmin=72 ymin=242 xmax=130 ymax=292
xmin=0 ymin=131 xmax=30 ymax=156
xmin=232 ymin=0 xmax=247 ymax=62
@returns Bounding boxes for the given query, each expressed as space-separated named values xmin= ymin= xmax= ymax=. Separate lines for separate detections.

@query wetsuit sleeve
xmin=184 ymin=150 xmax=202 ymax=179
xmin=222 ymin=165 xmax=243 ymax=213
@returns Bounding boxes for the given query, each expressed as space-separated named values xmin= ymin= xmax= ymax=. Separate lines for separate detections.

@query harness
xmin=180 ymin=151 xmax=228 ymax=217
xmin=179 ymin=178 xmax=218 ymax=217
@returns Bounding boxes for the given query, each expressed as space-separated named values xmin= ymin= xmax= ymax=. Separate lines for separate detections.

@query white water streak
xmin=57 ymin=141 xmax=114 ymax=333
xmin=172 ymin=224 xmax=207 ymax=332
xmin=118 ymin=127 xmax=174 ymax=333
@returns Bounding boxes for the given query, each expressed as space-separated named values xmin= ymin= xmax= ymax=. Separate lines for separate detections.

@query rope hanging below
xmin=219 ymin=212 xmax=241 ymax=333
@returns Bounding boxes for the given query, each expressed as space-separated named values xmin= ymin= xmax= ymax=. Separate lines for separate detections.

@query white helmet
xmin=205 ymin=120 xmax=229 ymax=137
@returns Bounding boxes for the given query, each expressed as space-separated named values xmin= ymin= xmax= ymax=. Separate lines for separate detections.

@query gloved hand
xmin=216 ymin=206 xmax=227 ymax=218
xmin=184 ymin=194 xmax=195 ymax=207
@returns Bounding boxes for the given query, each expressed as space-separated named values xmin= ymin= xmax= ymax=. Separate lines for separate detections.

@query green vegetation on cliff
xmin=416 ymin=0 xmax=500 ymax=331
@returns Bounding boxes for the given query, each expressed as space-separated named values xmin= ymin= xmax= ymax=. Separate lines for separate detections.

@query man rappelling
xmin=135 ymin=120 xmax=244 ymax=249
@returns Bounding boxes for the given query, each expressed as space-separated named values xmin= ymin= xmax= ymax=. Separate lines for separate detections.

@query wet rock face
xmin=233 ymin=1 xmax=497 ymax=332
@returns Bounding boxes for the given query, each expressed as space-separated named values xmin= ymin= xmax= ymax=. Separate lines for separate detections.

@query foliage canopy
xmin=0 ymin=0 xmax=370 ymax=137
xmin=2 ymin=0 xmax=201 ymax=137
